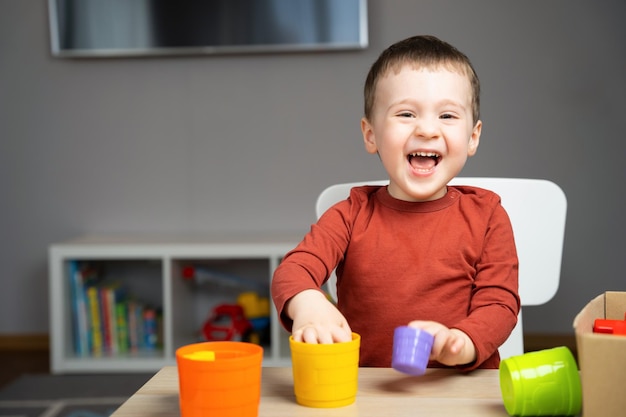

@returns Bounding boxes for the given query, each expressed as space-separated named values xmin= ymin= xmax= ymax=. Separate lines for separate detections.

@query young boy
xmin=271 ymin=35 xmax=520 ymax=370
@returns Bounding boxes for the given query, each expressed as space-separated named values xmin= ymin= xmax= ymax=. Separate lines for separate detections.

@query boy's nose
xmin=412 ymin=117 xmax=440 ymax=139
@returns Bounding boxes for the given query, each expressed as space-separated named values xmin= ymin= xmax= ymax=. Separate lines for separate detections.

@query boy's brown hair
xmin=363 ymin=35 xmax=481 ymax=125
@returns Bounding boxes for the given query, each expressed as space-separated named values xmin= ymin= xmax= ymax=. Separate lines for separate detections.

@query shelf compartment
xmin=49 ymin=236 xmax=298 ymax=373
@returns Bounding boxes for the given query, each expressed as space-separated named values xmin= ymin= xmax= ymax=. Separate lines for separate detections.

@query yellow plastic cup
xmin=499 ymin=346 xmax=582 ymax=416
xmin=176 ymin=341 xmax=263 ymax=417
xmin=289 ymin=332 xmax=360 ymax=408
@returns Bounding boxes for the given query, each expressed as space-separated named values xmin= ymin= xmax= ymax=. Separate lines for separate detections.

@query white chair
xmin=315 ymin=178 xmax=567 ymax=360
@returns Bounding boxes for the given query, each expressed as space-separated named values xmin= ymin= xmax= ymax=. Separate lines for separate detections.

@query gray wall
xmin=1 ymin=0 xmax=624 ymax=336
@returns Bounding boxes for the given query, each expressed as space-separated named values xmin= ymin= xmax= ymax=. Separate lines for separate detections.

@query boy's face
xmin=361 ymin=65 xmax=482 ymax=202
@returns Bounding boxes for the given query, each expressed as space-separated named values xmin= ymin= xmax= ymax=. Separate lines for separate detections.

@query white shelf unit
xmin=49 ymin=235 xmax=298 ymax=373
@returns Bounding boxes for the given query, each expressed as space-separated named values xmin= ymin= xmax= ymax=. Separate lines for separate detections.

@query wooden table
xmin=111 ymin=366 xmax=509 ymax=417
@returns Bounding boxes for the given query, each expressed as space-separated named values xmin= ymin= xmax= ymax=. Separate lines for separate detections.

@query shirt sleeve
xmin=453 ymin=200 xmax=521 ymax=370
xmin=271 ymin=198 xmax=354 ymax=331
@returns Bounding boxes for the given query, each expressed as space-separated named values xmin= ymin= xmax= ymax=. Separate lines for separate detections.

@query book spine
xmin=69 ymin=261 xmax=89 ymax=356
xmin=128 ymin=301 xmax=144 ymax=351
xmin=116 ymin=301 xmax=129 ymax=353
xmin=99 ymin=288 xmax=112 ymax=353
xmin=86 ymin=286 xmax=103 ymax=356
xmin=106 ymin=287 xmax=120 ymax=355
xmin=143 ymin=308 xmax=158 ymax=350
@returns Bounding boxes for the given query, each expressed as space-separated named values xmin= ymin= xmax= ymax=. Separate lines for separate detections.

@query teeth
xmin=409 ymin=152 xmax=440 ymax=158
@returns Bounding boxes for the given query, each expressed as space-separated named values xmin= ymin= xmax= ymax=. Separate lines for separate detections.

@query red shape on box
xmin=593 ymin=318 xmax=626 ymax=335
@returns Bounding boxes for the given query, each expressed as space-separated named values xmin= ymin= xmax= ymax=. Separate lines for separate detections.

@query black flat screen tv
xmin=48 ymin=0 xmax=368 ymax=58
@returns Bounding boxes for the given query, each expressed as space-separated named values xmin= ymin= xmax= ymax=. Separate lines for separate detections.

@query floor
xmin=0 ymin=352 xmax=151 ymax=417
xmin=0 ymin=349 xmax=50 ymax=389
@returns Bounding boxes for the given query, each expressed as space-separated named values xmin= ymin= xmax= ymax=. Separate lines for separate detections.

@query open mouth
xmin=408 ymin=152 xmax=441 ymax=171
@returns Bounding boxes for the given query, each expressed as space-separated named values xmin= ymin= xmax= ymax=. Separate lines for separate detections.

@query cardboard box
xmin=573 ymin=291 xmax=626 ymax=417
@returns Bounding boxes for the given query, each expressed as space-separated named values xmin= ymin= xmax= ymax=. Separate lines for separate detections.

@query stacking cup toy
xmin=392 ymin=326 xmax=434 ymax=376
xmin=499 ymin=346 xmax=581 ymax=416
xmin=176 ymin=341 xmax=263 ymax=417
xmin=289 ymin=332 xmax=360 ymax=408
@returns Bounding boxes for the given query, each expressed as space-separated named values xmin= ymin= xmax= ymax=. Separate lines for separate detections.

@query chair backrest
xmin=315 ymin=177 xmax=567 ymax=360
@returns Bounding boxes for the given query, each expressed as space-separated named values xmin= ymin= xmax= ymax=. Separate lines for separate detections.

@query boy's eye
xmin=440 ymin=113 xmax=456 ymax=120
xmin=398 ymin=112 xmax=414 ymax=118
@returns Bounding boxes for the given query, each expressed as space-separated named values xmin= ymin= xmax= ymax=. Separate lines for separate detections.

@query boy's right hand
xmin=286 ymin=289 xmax=352 ymax=344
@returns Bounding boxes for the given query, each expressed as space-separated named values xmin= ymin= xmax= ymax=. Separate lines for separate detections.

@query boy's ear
xmin=467 ymin=120 xmax=482 ymax=156
xmin=361 ymin=117 xmax=378 ymax=154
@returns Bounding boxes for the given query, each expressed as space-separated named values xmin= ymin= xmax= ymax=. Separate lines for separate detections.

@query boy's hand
xmin=286 ymin=289 xmax=352 ymax=344
xmin=407 ymin=320 xmax=477 ymax=366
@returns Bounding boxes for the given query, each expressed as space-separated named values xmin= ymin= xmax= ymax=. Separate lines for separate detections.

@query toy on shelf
xmin=237 ymin=292 xmax=271 ymax=345
xmin=201 ymin=293 xmax=272 ymax=345
xmin=183 ymin=265 xmax=271 ymax=345
xmin=181 ymin=265 xmax=268 ymax=293
xmin=202 ymin=304 xmax=253 ymax=342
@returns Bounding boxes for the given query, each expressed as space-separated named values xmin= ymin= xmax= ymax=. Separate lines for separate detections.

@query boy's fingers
xmin=449 ymin=335 xmax=464 ymax=354
xmin=294 ymin=321 xmax=351 ymax=344
xmin=301 ymin=327 xmax=321 ymax=344
xmin=331 ymin=325 xmax=352 ymax=343
xmin=429 ymin=335 xmax=447 ymax=359
xmin=292 ymin=328 xmax=304 ymax=342
xmin=317 ymin=329 xmax=335 ymax=344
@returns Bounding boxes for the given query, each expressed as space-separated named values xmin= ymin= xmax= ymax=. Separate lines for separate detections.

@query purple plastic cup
xmin=392 ymin=326 xmax=434 ymax=376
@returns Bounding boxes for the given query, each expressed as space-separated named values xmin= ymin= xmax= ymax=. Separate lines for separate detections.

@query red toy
xmin=593 ymin=313 xmax=626 ymax=335
xmin=202 ymin=304 xmax=253 ymax=342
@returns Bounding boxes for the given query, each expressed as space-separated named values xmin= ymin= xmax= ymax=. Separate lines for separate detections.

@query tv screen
xmin=48 ymin=0 xmax=368 ymax=58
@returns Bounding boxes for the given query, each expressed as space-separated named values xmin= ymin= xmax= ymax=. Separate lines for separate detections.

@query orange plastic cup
xmin=176 ymin=341 xmax=263 ymax=417
xmin=289 ymin=332 xmax=360 ymax=408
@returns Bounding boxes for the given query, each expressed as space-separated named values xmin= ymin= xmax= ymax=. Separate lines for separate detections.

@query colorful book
xmin=68 ymin=261 xmax=89 ymax=356
xmin=99 ymin=283 xmax=125 ymax=354
xmin=115 ymin=301 xmax=129 ymax=353
xmin=127 ymin=300 xmax=143 ymax=351
xmin=86 ymin=286 xmax=103 ymax=356
xmin=99 ymin=287 xmax=113 ymax=353
xmin=143 ymin=308 xmax=158 ymax=350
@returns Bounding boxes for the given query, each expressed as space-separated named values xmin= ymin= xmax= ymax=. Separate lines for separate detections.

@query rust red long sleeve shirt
xmin=271 ymin=185 xmax=520 ymax=369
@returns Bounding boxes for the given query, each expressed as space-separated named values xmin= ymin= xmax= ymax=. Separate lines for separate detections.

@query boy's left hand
xmin=407 ymin=320 xmax=477 ymax=367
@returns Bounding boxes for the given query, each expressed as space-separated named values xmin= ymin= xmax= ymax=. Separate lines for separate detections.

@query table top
xmin=111 ymin=366 xmax=509 ymax=417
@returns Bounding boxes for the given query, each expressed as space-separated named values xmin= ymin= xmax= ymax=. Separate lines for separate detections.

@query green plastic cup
xmin=499 ymin=346 xmax=581 ymax=416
